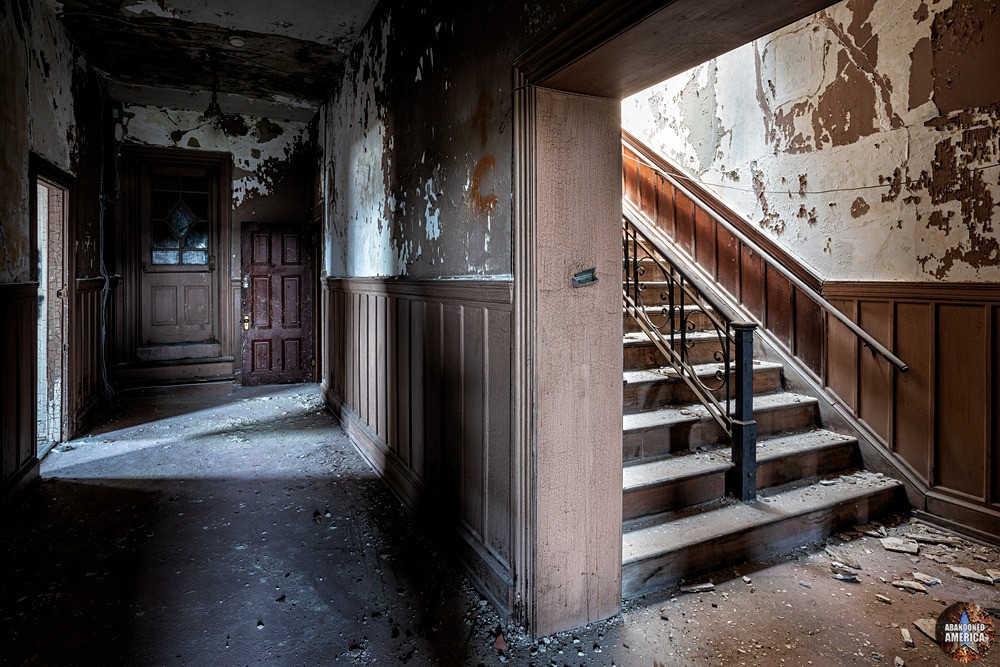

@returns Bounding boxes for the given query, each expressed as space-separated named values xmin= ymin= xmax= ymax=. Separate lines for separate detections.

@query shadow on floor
xmin=1 ymin=385 xmax=500 ymax=666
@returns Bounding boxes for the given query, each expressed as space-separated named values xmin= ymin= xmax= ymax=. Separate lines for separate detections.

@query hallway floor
xmin=2 ymin=384 xmax=999 ymax=666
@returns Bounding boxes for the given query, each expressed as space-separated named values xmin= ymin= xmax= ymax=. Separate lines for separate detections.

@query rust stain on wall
xmin=469 ymin=156 xmax=499 ymax=213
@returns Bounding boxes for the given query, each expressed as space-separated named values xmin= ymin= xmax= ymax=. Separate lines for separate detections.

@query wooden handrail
xmin=622 ymin=136 xmax=909 ymax=374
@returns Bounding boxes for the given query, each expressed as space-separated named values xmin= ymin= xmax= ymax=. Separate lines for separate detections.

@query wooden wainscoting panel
xmin=858 ymin=300 xmax=892 ymax=443
xmin=794 ymin=291 xmax=824 ymax=378
xmin=893 ymin=302 xmax=932 ymax=483
xmin=394 ymin=297 xmax=411 ymax=467
xmin=765 ymin=265 xmax=793 ymax=349
xmin=674 ymin=191 xmax=696 ymax=258
xmin=376 ymin=295 xmax=388 ymax=442
xmin=323 ymin=278 xmax=515 ymax=613
xmin=423 ymin=300 xmax=443 ymax=491
xmin=486 ymin=308 xmax=513 ymax=561
xmin=993 ymin=305 xmax=999 ymax=506
xmin=656 ymin=173 xmax=676 ymax=239
xmin=935 ymin=304 xmax=988 ymax=501
xmin=462 ymin=305 xmax=486 ymax=536
xmin=409 ymin=300 xmax=426 ymax=479
xmin=822 ymin=281 xmax=1000 ymax=538
xmin=367 ymin=294 xmax=377 ymax=432
xmin=739 ymin=245 xmax=766 ymax=321
xmin=717 ymin=225 xmax=739 ymax=296
xmin=826 ymin=299 xmax=858 ymax=412
xmin=442 ymin=303 xmax=463 ymax=510
xmin=694 ymin=206 xmax=716 ymax=272
xmin=637 ymin=155 xmax=658 ymax=217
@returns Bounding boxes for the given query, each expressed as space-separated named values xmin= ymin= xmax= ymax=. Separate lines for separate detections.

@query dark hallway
xmin=0 ymin=386 xmax=506 ymax=665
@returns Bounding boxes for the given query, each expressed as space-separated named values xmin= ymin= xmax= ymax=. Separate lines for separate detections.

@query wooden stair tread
xmin=622 ymin=471 xmax=902 ymax=566
xmin=623 ymin=391 xmax=817 ymax=433
xmin=623 ymin=428 xmax=856 ymax=489
xmin=623 ymin=360 xmax=782 ymax=387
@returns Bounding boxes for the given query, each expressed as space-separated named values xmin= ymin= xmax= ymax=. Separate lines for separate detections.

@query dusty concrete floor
xmin=2 ymin=384 xmax=999 ymax=666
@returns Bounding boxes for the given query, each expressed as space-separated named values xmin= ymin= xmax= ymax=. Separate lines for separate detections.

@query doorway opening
xmin=36 ymin=177 xmax=69 ymax=457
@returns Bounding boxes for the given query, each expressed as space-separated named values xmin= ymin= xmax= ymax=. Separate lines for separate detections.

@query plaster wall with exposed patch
xmin=317 ymin=1 xmax=591 ymax=279
xmin=121 ymin=105 xmax=311 ymax=210
xmin=623 ymin=0 xmax=1000 ymax=282
xmin=1 ymin=0 xmax=82 ymax=283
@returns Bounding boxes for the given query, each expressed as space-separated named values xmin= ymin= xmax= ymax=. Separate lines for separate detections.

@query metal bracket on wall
xmin=571 ymin=267 xmax=598 ymax=288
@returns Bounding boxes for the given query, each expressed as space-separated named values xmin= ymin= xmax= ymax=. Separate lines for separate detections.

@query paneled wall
xmin=72 ymin=277 xmax=107 ymax=436
xmin=1 ymin=284 xmax=39 ymax=504
xmin=824 ymin=283 xmax=1000 ymax=538
xmin=321 ymin=278 xmax=515 ymax=610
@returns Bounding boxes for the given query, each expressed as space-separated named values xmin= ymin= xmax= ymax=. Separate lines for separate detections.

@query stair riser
xmin=623 ymin=402 xmax=816 ymax=461
xmin=623 ymin=310 xmax=717 ymax=335
xmin=622 ymin=483 xmax=904 ymax=598
xmin=622 ymin=441 xmax=860 ymax=519
xmin=757 ymin=441 xmax=861 ymax=489
xmin=624 ymin=338 xmax=723 ymax=370
xmin=624 ymin=367 xmax=781 ymax=415
xmin=624 ymin=471 xmax=725 ymax=521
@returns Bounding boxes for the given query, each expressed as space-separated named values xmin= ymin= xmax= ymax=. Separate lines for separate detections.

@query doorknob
xmin=243 ymin=315 xmax=250 ymax=331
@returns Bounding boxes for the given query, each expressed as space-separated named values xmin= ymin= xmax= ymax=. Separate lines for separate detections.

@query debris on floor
xmin=881 ymin=537 xmax=920 ymax=555
xmin=3 ymin=384 xmax=1000 ymax=666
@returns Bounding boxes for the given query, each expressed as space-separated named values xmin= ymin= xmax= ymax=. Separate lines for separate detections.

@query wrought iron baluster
xmin=621 ymin=209 xmax=758 ymax=501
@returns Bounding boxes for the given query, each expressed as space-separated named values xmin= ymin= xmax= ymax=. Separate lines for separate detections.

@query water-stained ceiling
xmin=52 ymin=0 xmax=379 ymax=114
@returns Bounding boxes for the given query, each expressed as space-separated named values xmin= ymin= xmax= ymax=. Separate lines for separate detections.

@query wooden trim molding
xmin=511 ymin=69 xmax=537 ymax=631
xmin=823 ymin=281 xmax=1000 ymax=302
xmin=323 ymin=277 xmax=512 ymax=306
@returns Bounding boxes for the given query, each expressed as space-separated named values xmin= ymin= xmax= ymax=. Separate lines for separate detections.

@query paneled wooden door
xmin=139 ymin=164 xmax=221 ymax=359
xmin=240 ymin=223 xmax=314 ymax=385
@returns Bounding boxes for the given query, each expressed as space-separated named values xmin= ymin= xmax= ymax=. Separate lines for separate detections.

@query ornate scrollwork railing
xmin=623 ymin=201 xmax=759 ymax=500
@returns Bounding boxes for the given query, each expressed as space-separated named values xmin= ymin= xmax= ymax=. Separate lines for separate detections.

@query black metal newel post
xmin=730 ymin=322 xmax=758 ymax=501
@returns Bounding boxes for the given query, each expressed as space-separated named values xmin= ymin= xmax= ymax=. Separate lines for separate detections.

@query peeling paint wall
xmin=317 ymin=1 xmax=589 ymax=278
xmin=1 ymin=0 xmax=83 ymax=283
xmin=623 ymin=0 xmax=1000 ymax=282
xmin=121 ymin=105 xmax=312 ymax=211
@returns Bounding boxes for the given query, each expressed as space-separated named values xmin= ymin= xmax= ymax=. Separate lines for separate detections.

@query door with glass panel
xmin=139 ymin=165 xmax=221 ymax=358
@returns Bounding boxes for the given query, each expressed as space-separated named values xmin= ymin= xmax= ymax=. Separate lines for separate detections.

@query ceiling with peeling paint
xmin=50 ymin=0 xmax=379 ymax=110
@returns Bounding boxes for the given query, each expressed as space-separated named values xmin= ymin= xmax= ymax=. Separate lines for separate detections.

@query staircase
xmin=619 ymin=210 xmax=904 ymax=598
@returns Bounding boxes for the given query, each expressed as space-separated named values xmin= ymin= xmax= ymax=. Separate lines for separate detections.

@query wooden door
xmin=240 ymin=224 xmax=314 ymax=385
xmin=139 ymin=165 xmax=221 ymax=360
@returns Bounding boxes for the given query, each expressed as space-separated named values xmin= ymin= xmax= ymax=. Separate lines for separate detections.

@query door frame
xmin=510 ymin=0 xmax=844 ymax=636
xmin=118 ymin=147 xmax=233 ymax=380
xmin=29 ymin=155 xmax=74 ymax=455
